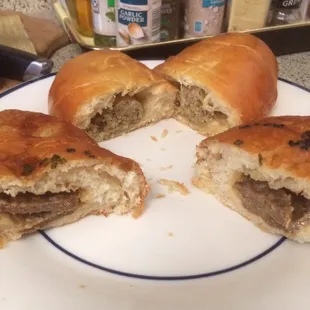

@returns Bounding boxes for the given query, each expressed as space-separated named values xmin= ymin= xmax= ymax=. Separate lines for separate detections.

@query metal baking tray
xmin=54 ymin=1 xmax=310 ymax=59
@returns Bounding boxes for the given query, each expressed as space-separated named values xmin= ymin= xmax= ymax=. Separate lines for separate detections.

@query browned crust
xmin=154 ymin=33 xmax=278 ymax=124
xmin=48 ymin=50 xmax=170 ymax=124
xmin=199 ymin=115 xmax=310 ymax=180
xmin=0 ymin=110 xmax=149 ymax=208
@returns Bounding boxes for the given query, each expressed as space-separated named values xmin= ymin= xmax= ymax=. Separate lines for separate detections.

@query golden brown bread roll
xmin=48 ymin=50 xmax=177 ymax=142
xmin=0 ymin=110 xmax=149 ymax=247
xmin=194 ymin=116 xmax=310 ymax=243
xmin=154 ymin=33 xmax=278 ymax=136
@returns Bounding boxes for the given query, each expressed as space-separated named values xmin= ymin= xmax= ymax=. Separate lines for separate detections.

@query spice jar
xmin=268 ymin=0 xmax=304 ymax=25
xmin=184 ymin=0 xmax=226 ymax=38
xmin=160 ymin=0 xmax=181 ymax=41
xmin=116 ymin=0 xmax=162 ymax=47
xmin=91 ymin=0 xmax=117 ymax=47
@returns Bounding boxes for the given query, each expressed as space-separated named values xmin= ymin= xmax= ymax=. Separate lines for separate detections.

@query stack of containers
xmin=64 ymin=0 xmax=310 ymax=48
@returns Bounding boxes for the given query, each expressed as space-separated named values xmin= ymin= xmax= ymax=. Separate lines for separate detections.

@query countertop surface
xmin=1 ymin=0 xmax=310 ymax=89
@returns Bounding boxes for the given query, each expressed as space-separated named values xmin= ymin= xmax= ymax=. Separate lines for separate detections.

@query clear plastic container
xmin=268 ymin=0 xmax=303 ymax=26
xmin=184 ymin=0 xmax=226 ymax=38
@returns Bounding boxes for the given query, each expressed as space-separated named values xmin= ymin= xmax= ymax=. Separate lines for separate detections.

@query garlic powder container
xmin=116 ymin=0 xmax=162 ymax=47
xmin=184 ymin=0 xmax=226 ymax=38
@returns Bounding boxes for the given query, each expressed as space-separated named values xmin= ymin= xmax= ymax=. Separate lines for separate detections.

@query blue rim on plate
xmin=2 ymin=73 xmax=308 ymax=281
xmin=40 ymin=230 xmax=286 ymax=281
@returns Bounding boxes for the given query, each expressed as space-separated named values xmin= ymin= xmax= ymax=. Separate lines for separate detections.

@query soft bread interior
xmin=174 ymin=82 xmax=239 ymax=136
xmin=0 ymin=160 xmax=145 ymax=247
xmin=75 ymin=83 xmax=176 ymax=141
xmin=194 ymin=142 xmax=310 ymax=243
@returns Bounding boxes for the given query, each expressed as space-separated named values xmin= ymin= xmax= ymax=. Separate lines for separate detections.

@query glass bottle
xmin=160 ymin=0 xmax=181 ymax=41
xmin=269 ymin=0 xmax=303 ymax=25
xmin=66 ymin=0 xmax=94 ymax=37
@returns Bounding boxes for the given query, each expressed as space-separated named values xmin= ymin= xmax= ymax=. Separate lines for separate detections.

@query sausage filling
xmin=0 ymin=191 xmax=80 ymax=231
xmin=176 ymin=86 xmax=227 ymax=126
xmin=235 ymin=176 xmax=310 ymax=232
xmin=91 ymin=94 xmax=144 ymax=133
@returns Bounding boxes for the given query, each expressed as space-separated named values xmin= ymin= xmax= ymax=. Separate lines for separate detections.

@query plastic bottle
xmin=184 ymin=0 xmax=226 ymax=38
xmin=116 ymin=0 xmax=162 ymax=47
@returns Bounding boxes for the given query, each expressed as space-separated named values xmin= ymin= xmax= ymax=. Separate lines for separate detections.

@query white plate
xmin=1 ymin=61 xmax=310 ymax=310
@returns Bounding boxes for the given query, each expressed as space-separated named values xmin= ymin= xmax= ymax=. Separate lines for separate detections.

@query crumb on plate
xmin=155 ymin=194 xmax=165 ymax=199
xmin=168 ymin=232 xmax=174 ymax=237
xmin=160 ymin=165 xmax=173 ymax=171
xmin=161 ymin=129 xmax=168 ymax=138
xmin=158 ymin=179 xmax=189 ymax=196
xmin=151 ymin=136 xmax=158 ymax=142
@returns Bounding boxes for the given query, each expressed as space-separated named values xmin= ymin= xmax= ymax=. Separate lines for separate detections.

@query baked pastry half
xmin=0 ymin=110 xmax=149 ymax=247
xmin=154 ymin=33 xmax=278 ymax=136
xmin=194 ymin=116 xmax=310 ymax=243
xmin=48 ymin=50 xmax=177 ymax=142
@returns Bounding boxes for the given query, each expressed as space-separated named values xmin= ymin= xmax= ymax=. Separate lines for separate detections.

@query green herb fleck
xmin=84 ymin=150 xmax=96 ymax=159
xmin=273 ymin=124 xmax=285 ymax=128
xmin=51 ymin=162 xmax=58 ymax=169
xmin=51 ymin=154 xmax=61 ymax=162
xmin=22 ymin=164 xmax=34 ymax=176
xmin=39 ymin=158 xmax=49 ymax=167
xmin=239 ymin=124 xmax=251 ymax=129
xmin=51 ymin=154 xmax=66 ymax=164
xmin=105 ymin=10 xmax=115 ymax=22
xmin=258 ymin=153 xmax=263 ymax=166
xmin=234 ymin=139 xmax=243 ymax=146
xmin=48 ymin=154 xmax=67 ymax=169
xmin=66 ymin=148 xmax=76 ymax=153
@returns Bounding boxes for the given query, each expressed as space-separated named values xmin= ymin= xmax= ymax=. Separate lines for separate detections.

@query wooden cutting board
xmin=0 ymin=11 xmax=70 ymax=93
xmin=0 ymin=10 xmax=70 ymax=58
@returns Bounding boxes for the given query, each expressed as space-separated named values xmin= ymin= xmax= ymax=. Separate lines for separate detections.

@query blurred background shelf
xmin=54 ymin=1 xmax=310 ymax=59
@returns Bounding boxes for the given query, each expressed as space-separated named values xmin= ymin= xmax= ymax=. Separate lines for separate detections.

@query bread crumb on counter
xmin=161 ymin=129 xmax=168 ymax=138
xmin=158 ymin=179 xmax=189 ymax=195
xmin=150 ymin=136 xmax=158 ymax=142
xmin=160 ymin=165 xmax=173 ymax=171
xmin=176 ymin=130 xmax=183 ymax=133
xmin=161 ymin=148 xmax=166 ymax=151
xmin=155 ymin=194 xmax=165 ymax=199
xmin=168 ymin=232 xmax=174 ymax=237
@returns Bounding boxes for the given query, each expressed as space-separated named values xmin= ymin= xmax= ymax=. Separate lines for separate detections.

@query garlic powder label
xmin=116 ymin=0 xmax=161 ymax=47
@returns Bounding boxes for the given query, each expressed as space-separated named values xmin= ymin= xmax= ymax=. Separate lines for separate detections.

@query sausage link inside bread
xmin=0 ymin=110 xmax=149 ymax=247
xmin=154 ymin=33 xmax=278 ymax=136
xmin=48 ymin=50 xmax=177 ymax=142
xmin=194 ymin=116 xmax=310 ymax=243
